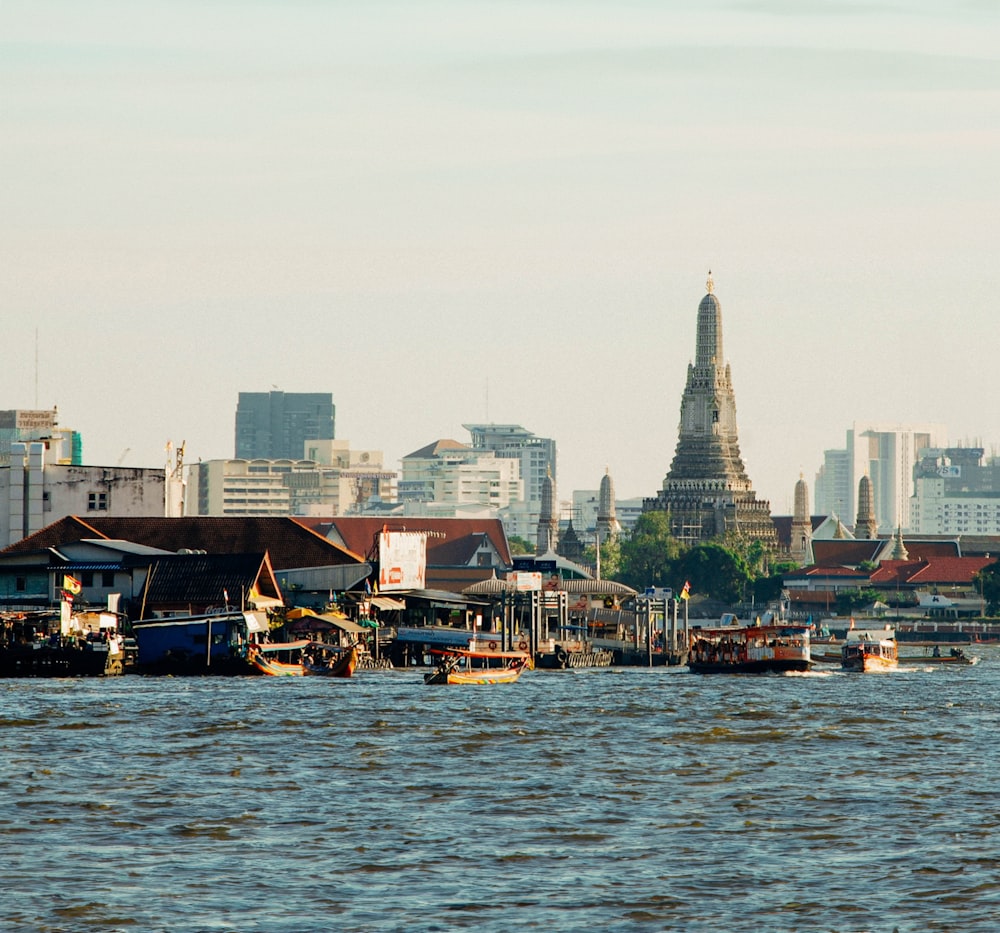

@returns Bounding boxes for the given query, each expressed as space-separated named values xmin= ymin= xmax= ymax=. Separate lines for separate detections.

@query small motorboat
xmin=303 ymin=643 xmax=359 ymax=678
xmin=841 ymin=628 xmax=898 ymax=673
xmin=424 ymin=647 xmax=530 ymax=685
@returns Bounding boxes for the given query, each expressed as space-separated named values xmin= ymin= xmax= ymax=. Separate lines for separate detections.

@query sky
xmin=3 ymin=0 xmax=999 ymax=516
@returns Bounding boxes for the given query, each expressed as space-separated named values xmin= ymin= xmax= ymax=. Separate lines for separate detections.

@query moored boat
xmin=687 ymin=620 xmax=813 ymax=674
xmin=424 ymin=647 xmax=530 ymax=685
xmin=841 ymin=628 xmax=898 ymax=672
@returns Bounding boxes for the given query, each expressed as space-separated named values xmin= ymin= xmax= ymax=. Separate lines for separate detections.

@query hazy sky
xmin=3 ymin=1 xmax=998 ymax=515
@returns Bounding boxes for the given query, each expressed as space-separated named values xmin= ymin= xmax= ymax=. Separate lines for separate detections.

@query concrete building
xmin=0 ymin=408 xmax=81 ymax=466
xmin=463 ymin=423 xmax=556 ymax=507
xmin=910 ymin=447 xmax=1000 ymax=535
xmin=815 ymin=422 xmax=948 ymax=533
xmin=234 ymin=391 xmax=335 ymax=460
xmin=1 ymin=441 xmax=173 ymax=546
xmin=399 ymin=439 xmax=522 ymax=511
xmin=187 ymin=442 xmax=394 ymax=518
xmin=644 ymin=274 xmax=777 ymax=546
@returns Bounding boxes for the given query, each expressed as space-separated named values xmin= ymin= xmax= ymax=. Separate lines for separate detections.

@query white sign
xmin=512 ymin=572 xmax=542 ymax=592
xmin=378 ymin=531 xmax=426 ymax=592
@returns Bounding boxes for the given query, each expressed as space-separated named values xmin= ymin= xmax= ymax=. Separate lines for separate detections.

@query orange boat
xmin=247 ymin=640 xmax=311 ymax=676
xmin=841 ymin=628 xmax=898 ymax=673
xmin=424 ymin=647 xmax=530 ymax=685
xmin=303 ymin=643 xmax=359 ymax=678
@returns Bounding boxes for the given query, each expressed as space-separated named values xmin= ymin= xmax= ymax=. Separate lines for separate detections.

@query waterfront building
xmin=816 ymin=422 xmax=947 ymax=533
xmin=187 ymin=443 xmax=394 ymax=517
xmin=644 ymin=274 xmax=777 ymax=547
xmin=0 ymin=441 xmax=176 ymax=547
xmin=234 ymin=391 xmax=335 ymax=460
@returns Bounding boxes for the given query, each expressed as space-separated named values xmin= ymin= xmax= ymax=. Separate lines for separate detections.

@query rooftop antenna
xmin=35 ymin=328 xmax=39 ymax=407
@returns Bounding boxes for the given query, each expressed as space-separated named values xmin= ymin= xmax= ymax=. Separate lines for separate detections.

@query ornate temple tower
xmin=644 ymin=274 xmax=777 ymax=547
xmin=854 ymin=474 xmax=878 ymax=539
xmin=596 ymin=468 xmax=622 ymax=543
xmin=789 ymin=474 xmax=813 ymax=564
xmin=536 ymin=468 xmax=559 ymax=553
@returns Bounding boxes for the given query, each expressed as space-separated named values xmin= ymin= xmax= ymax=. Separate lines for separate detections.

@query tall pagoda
xmin=644 ymin=274 xmax=777 ymax=547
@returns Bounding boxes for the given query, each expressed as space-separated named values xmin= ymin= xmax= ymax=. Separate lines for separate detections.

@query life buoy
xmin=518 ymin=640 xmax=528 ymax=652
xmin=488 ymin=641 xmax=498 ymax=651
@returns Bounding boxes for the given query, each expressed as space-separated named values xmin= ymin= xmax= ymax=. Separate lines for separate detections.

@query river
xmin=3 ymin=649 xmax=999 ymax=932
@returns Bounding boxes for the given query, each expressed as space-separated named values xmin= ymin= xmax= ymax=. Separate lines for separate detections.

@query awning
xmin=370 ymin=596 xmax=405 ymax=611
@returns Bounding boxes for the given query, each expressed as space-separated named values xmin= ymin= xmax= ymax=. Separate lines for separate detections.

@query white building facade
xmin=910 ymin=447 xmax=1000 ymax=534
xmin=187 ymin=443 xmax=396 ymax=517
xmin=1 ymin=441 xmax=173 ymax=546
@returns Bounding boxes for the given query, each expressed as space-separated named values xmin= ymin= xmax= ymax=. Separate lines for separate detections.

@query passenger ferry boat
xmin=841 ymin=628 xmax=898 ymax=673
xmin=687 ymin=617 xmax=813 ymax=674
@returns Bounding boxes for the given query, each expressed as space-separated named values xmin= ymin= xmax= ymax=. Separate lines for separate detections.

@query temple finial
xmin=706 ymin=270 xmax=714 ymax=294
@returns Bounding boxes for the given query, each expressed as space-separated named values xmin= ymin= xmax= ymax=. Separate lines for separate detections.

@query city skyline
xmin=3 ymin=2 xmax=998 ymax=514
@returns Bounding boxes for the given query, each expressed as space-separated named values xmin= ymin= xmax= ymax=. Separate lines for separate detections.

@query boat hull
xmin=303 ymin=645 xmax=359 ymax=678
xmin=688 ymin=658 xmax=812 ymax=675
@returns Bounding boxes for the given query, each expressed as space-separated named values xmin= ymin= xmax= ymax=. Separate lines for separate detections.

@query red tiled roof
xmin=2 ymin=516 xmax=364 ymax=570
xmin=870 ymin=556 xmax=996 ymax=586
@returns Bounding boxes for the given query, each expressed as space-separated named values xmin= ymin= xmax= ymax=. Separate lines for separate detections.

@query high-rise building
xmin=644 ymin=275 xmax=777 ymax=546
xmin=816 ymin=422 xmax=947 ymax=532
xmin=234 ymin=391 xmax=335 ymax=460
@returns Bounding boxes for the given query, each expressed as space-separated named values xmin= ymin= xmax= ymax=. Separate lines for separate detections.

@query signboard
xmin=378 ymin=531 xmax=426 ymax=592
xmin=512 ymin=571 xmax=542 ymax=592
xmin=644 ymin=587 xmax=673 ymax=600
xmin=512 ymin=558 xmax=557 ymax=573
xmin=938 ymin=466 xmax=961 ymax=478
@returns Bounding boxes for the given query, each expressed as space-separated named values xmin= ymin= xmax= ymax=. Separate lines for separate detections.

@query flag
xmin=680 ymin=581 xmax=691 ymax=600
xmin=372 ymin=579 xmax=378 ymax=596
xmin=224 ymin=588 xmax=230 ymax=604
xmin=364 ymin=578 xmax=372 ymax=596
xmin=63 ymin=575 xmax=82 ymax=595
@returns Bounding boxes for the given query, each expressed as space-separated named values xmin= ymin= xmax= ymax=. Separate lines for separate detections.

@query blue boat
xmin=132 ymin=611 xmax=270 ymax=675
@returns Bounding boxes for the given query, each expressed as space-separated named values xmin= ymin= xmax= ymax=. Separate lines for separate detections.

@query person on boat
xmin=932 ymin=645 xmax=941 ymax=657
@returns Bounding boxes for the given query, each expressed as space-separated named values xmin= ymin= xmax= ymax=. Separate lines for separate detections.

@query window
xmin=15 ymin=576 xmax=26 ymax=592
xmin=88 ymin=492 xmax=108 ymax=511
xmin=102 ymin=572 xmax=115 ymax=587
xmin=81 ymin=572 xmax=94 ymax=587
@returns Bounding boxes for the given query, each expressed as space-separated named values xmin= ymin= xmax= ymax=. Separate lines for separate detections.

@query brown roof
xmin=811 ymin=540 xmax=884 ymax=567
xmin=2 ymin=516 xmax=364 ymax=571
xmin=297 ymin=517 xmax=512 ymax=567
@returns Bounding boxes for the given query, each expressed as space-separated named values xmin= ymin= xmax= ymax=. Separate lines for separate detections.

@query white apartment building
xmin=399 ymin=440 xmax=523 ymax=510
xmin=910 ymin=447 xmax=1000 ymax=534
xmin=1 ymin=441 xmax=174 ymax=546
xmin=187 ymin=442 xmax=396 ymax=517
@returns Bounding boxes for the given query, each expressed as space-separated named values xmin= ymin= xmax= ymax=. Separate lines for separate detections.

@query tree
xmin=508 ymin=535 xmax=535 ymax=556
xmin=584 ymin=536 xmax=622 ymax=580
xmin=676 ymin=543 xmax=751 ymax=604
xmin=615 ymin=511 xmax=682 ymax=591
xmin=974 ymin=565 xmax=1000 ymax=616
